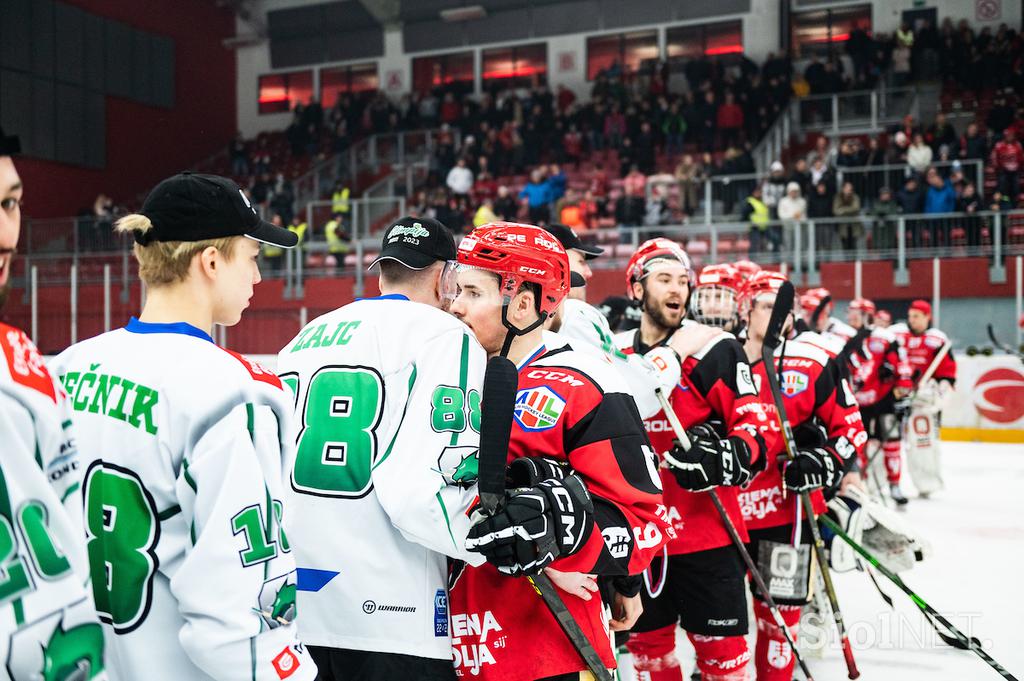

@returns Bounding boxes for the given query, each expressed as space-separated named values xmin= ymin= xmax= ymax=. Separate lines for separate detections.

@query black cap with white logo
xmin=544 ymin=223 xmax=603 ymax=260
xmin=137 ymin=172 xmax=297 ymax=248
xmin=370 ymin=216 xmax=456 ymax=270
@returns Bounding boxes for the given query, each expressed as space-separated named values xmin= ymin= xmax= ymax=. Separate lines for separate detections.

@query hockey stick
xmin=761 ymin=281 xmax=860 ymax=679
xmin=820 ymin=515 xmax=1020 ymax=680
xmin=656 ymin=389 xmax=817 ymax=681
xmin=477 ymin=356 xmax=614 ymax=681
xmin=987 ymin=323 xmax=1022 ymax=359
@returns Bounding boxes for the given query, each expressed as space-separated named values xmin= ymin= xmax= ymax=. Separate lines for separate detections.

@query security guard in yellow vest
xmin=324 ymin=211 xmax=350 ymax=273
xmin=741 ymin=185 xmax=770 ymax=255
xmin=331 ymin=183 xmax=350 ymax=217
xmin=264 ymin=215 xmax=307 ymax=270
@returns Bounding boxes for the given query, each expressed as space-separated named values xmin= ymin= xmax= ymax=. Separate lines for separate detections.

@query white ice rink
xmin=617 ymin=440 xmax=1024 ymax=680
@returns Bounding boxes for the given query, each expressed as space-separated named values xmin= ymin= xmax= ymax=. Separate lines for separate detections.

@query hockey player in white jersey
xmin=276 ymin=217 xmax=487 ymax=681
xmin=51 ymin=173 xmax=316 ymax=681
xmin=0 ymin=128 xmax=108 ymax=680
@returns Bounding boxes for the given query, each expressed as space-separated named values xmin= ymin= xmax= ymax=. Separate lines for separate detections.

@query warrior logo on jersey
xmin=780 ymin=370 xmax=809 ymax=398
xmin=513 ymin=386 xmax=566 ymax=431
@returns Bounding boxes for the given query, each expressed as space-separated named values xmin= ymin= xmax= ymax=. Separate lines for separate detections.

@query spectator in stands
xmin=440 ymin=92 xmax=461 ymax=125
xmin=897 ymin=175 xmax=925 ymax=214
xmin=762 ymin=161 xmax=788 ymax=218
xmin=262 ymin=214 xmax=287 ymax=272
xmin=927 ymin=112 xmax=957 ymax=155
xmin=636 ymin=122 xmax=657 ymax=174
xmin=924 ymin=167 xmax=956 ymax=245
xmin=808 ymin=180 xmax=835 ymax=255
xmin=888 ymin=131 xmax=910 ymax=165
xmin=742 ymin=185 xmax=771 ymax=255
xmin=446 ymin=158 xmax=474 ymax=199
xmin=958 ymin=181 xmax=983 ymax=245
xmin=991 ymin=128 xmax=1024 ymax=200
xmin=777 ymin=181 xmax=806 ymax=252
xmin=270 ymin=174 xmax=295 ymax=225
xmin=419 ymin=91 xmax=439 ymax=128
xmin=789 ymin=158 xmax=812 ymax=196
xmin=604 ymin=103 xmax=627 ymax=149
xmin=547 ymin=164 xmax=567 ymax=205
xmin=250 ymin=174 xmax=271 ymax=213
xmin=696 ymin=90 xmax=718 ymax=151
xmin=229 ymin=132 xmax=249 ymax=177
xmin=674 ymin=154 xmax=701 ymax=216
xmin=806 ymin=136 xmax=836 ymax=168
xmin=622 ymin=164 xmax=647 ymax=227
xmin=716 ymin=91 xmax=744 ymax=149
xmin=908 ymin=133 xmax=934 ymax=175
xmin=663 ymin=102 xmax=687 ymax=157
xmin=494 ymin=185 xmax=518 ymax=221
xmin=810 ymin=157 xmax=834 ymax=192
xmin=871 ymin=186 xmax=899 ymax=250
xmin=987 ymin=95 xmax=1015 ymax=136
xmin=563 ymin=124 xmax=583 ymax=167
xmin=836 ymin=138 xmax=865 ymax=168
xmin=960 ymin=122 xmax=988 ymax=162
xmin=473 ymin=198 xmax=498 ymax=228
xmin=556 ymin=189 xmax=586 ymax=232
xmin=892 ymin=38 xmax=912 ymax=87
xmin=833 ymin=181 xmax=863 ymax=251
xmin=324 ymin=212 xmax=350 ymax=273
xmin=520 ymin=169 xmax=552 ymax=225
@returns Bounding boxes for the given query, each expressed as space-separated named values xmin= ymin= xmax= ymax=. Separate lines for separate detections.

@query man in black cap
xmin=52 ymin=171 xmax=317 ymax=681
xmin=275 ymin=217 xmax=490 ymax=681
xmin=543 ymin=222 xmax=603 ymax=302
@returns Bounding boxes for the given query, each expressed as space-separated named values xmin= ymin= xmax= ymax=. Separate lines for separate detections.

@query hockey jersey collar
xmin=356 ymin=293 xmax=409 ymax=302
xmin=516 ymin=341 xmax=547 ymax=370
xmin=124 ymin=317 xmax=214 ymax=343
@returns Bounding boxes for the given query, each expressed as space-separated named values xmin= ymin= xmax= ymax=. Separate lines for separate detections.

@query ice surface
xmin=616 ymin=441 xmax=1024 ymax=680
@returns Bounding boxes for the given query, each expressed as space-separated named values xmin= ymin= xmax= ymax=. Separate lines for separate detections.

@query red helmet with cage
xmin=625 ymin=238 xmax=693 ymax=301
xmin=800 ymin=287 xmax=832 ymax=315
xmin=875 ymin=309 xmax=892 ymax=324
xmin=690 ymin=264 xmax=745 ymax=328
xmin=457 ymin=222 xmax=571 ymax=318
xmin=732 ymin=259 xmax=762 ymax=282
xmin=739 ymin=270 xmax=788 ymax=316
xmin=849 ymin=297 xmax=877 ymax=316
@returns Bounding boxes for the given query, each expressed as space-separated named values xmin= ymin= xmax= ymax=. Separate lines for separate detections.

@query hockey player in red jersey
xmin=889 ymin=299 xmax=957 ymax=496
xmin=736 ymin=272 xmax=867 ymax=681
xmin=845 ymin=298 xmax=914 ymax=504
xmin=448 ymin=223 xmax=672 ymax=681
xmin=689 ymin=263 xmax=745 ymax=334
xmin=733 ymin=259 xmax=762 ymax=282
xmin=795 ymin=288 xmax=856 ymax=357
xmin=613 ymin=239 xmax=769 ymax=681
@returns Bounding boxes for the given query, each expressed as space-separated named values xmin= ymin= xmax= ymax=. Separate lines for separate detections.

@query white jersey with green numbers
xmin=276 ymin=293 xmax=486 ymax=661
xmin=50 ymin=318 xmax=316 ymax=681
xmin=0 ymin=323 xmax=106 ymax=681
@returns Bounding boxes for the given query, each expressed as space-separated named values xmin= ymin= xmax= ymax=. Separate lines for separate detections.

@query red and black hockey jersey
xmin=741 ymin=340 xmax=868 ymax=531
xmin=845 ymin=326 xmax=913 ymax=407
xmin=614 ymin=322 xmax=768 ymax=555
xmin=448 ymin=342 xmax=672 ymax=681
xmin=889 ymin=323 xmax=956 ymax=386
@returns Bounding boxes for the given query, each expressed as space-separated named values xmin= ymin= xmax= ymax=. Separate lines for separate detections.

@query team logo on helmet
xmin=514 ymin=386 xmax=567 ymax=431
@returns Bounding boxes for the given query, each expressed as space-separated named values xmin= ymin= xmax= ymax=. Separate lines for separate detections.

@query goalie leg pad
xmin=688 ymin=633 xmax=750 ymax=681
xmin=753 ymin=600 xmax=802 ymax=681
xmin=883 ymin=440 xmax=902 ymax=484
xmin=627 ymin=625 xmax=683 ymax=681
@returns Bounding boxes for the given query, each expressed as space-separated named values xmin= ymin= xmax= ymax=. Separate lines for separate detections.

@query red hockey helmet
xmin=849 ymin=297 xmax=877 ymax=316
xmin=875 ymin=309 xmax=893 ymax=325
xmin=690 ymin=264 xmax=744 ymax=328
xmin=457 ymin=222 xmax=571 ymax=319
xmin=732 ymin=259 xmax=762 ymax=282
xmin=739 ymin=270 xmax=788 ymax=316
xmin=800 ymin=287 xmax=832 ymax=314
xmin=625 ymin=238 xmax=693 ymax=301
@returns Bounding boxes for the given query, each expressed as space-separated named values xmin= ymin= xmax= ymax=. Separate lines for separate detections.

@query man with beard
xmin=613 ymin=238 xmax=768 ymax=681
xmin=0 ymin=128 xmax=108 ymax=679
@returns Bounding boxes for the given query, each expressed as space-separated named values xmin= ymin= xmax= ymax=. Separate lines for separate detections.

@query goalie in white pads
xmin=52 ymin=173 xmax=316 ymax=681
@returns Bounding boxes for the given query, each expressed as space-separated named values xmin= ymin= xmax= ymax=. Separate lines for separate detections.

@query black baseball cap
xmin=0 ymin=127 xmax=21 ymax=156
xmin=544 ymin=223 xmax=604 ymax=260
xmin=370 ymin=216 xmax=456 ymax=270
xmin=137 ymin=172 xmax=297 ymax=247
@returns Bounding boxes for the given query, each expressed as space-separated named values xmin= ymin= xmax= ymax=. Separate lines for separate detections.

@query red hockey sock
xmin=688 ymin=632 xmax=750 ymax=681
xmin=753 ymin=600 xmax=802 ymax=681
xmin=627 ymin=625 xmax=683 ymax=681
xmin=883 ymin=439 xmax=902 ymax=483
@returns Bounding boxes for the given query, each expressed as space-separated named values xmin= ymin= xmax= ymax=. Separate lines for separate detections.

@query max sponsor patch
xmin=513 ymin=386 xmax=566 ymax=431
xmin=780 ymin=370 xmax=809 ymax=398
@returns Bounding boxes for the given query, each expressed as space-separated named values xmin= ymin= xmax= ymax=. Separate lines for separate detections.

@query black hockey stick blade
xmin=764 ymin=281 xmax=796 ymax=350
xmin=811 ymin=294 xmax=832 ymax=328
xmin=478 ymin=356 xmax=519 ymax=514
xmin=987 ymin=323 xmax=1021 ymax=358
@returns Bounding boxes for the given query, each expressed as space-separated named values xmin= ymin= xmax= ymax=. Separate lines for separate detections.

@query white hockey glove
xmin=643 ymin=346 xmax=681 ymax=395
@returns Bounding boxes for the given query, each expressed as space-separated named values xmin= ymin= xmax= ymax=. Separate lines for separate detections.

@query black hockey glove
xmin=506 ymin=456 xmax=567 ymax=488
xmin=893 ymin=394 xmax=913 ymax=419
xmin=665 ymin=423 xmax=753 ymax=492
xmin=783 ymin=447 xmax=842 ymax=493
xmin=466 ymin=475 xmax=594 ymax=576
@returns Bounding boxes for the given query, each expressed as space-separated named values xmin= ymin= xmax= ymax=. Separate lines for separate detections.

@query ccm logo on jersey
xmin=271 ymin=646 xmax=302 ymax=679
xmin=514 ymin=386 xmax=566 ymax=431
xmin=526 ymin=368 xmax=584 ymax=387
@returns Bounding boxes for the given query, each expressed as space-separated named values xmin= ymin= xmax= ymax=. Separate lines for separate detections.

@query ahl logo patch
xmin=780 ymin=370 xmax=809 ymax=398
xmin=514 ymin=386 xmax=566 ymax=431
